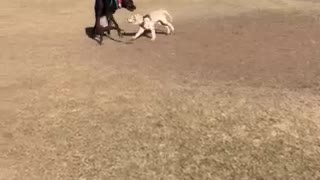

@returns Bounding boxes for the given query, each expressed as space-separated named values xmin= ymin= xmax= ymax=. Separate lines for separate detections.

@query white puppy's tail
xmin=161 ymin=9 xmax=173 ymax=22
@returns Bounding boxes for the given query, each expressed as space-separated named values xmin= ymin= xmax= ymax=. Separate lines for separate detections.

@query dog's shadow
xmin=85 ymin=27 xmax=123 ymax=43
xmin=85 ymin=26 xmax=168 ymax=44
xmin=122 ymin=30 xmax=167 ymax=39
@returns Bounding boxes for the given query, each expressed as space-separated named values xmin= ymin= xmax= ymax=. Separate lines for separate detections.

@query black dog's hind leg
xmin=94 ymin=0 xmax=105 ymax=45
xmin=94 ymin=18 xmax=104 ymax=45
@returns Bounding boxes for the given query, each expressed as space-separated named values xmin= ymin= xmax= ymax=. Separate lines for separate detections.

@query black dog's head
xmin=121 ymin=0 xmax=136 ymax=11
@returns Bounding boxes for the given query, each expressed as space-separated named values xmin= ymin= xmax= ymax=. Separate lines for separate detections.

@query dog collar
xmin=108 ymin=0 xmax=122 ymax=9
xmin=118 ymin=0 xmax=122 ymax=8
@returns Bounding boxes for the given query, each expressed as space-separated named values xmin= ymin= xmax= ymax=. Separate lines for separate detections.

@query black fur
xmin=94 ymin=0 xmax=136 ymax=45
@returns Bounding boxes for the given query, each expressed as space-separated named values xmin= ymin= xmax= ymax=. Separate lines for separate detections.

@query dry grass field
xmin=1 ymin=0 xmax=320 ymax=179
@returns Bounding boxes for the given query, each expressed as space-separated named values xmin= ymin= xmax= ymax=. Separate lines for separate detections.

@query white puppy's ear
xmin=127 ymin=15 xmax=135 ymax=23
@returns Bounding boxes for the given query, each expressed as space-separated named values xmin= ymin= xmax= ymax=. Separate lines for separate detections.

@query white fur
xmin=127 ymin=9 xmax=174 ymax=41
xmin=100 ymin=16 xmax=108 ymax=27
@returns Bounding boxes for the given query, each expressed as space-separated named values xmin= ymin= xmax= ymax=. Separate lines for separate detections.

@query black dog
xmin=94 ymin=0 xmax=136 ymax=45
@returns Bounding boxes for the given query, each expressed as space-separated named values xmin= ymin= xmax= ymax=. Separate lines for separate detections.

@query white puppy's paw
xmin=166 ymin=30 xmax=171 ymax=35
xmin=170 ymin=27 xmax=175 ymax=34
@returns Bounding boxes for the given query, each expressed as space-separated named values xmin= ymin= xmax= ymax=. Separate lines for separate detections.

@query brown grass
xmin=1 ymin=0 xmax=320 ymax=179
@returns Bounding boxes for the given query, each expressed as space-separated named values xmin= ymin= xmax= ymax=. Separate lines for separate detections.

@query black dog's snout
xmin=129 ymin=5 xmax=136 ymax=11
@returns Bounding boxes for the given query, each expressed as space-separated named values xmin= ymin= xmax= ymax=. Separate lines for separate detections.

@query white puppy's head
xmin=127 ymin=14 xmax=144 ymax=25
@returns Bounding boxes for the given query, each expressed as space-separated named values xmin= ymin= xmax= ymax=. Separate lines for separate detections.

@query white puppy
xmin=127 ymin=9 xmax=175 ymax=41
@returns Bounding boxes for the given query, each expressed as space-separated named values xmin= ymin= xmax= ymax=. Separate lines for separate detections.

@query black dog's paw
xmin=117 ymin=29 xmax=125 ymax=38
xmin=98 ymin=37 xmax=104 ymax=46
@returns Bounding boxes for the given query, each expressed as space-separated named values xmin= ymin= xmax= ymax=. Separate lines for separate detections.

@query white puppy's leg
xmin=150 ymin=28 xmax=156 ymax=41
xmin=132 ymin=27 xmax=145 ymax=40
xmin=167 ymin=22 xmax=175 ymax=33
xmin=164 ymin=26 xmax=171 ymax=34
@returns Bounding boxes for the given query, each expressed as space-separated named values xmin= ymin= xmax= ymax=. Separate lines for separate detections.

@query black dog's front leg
xmin=106 ymin=15 xmax=113 ymax=35
xmin=109 ymin=14 xmax=124 ymax=38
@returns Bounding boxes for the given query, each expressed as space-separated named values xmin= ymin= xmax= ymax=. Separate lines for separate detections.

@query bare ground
xmin=1 ymin=0 xmax=320 ymax=179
